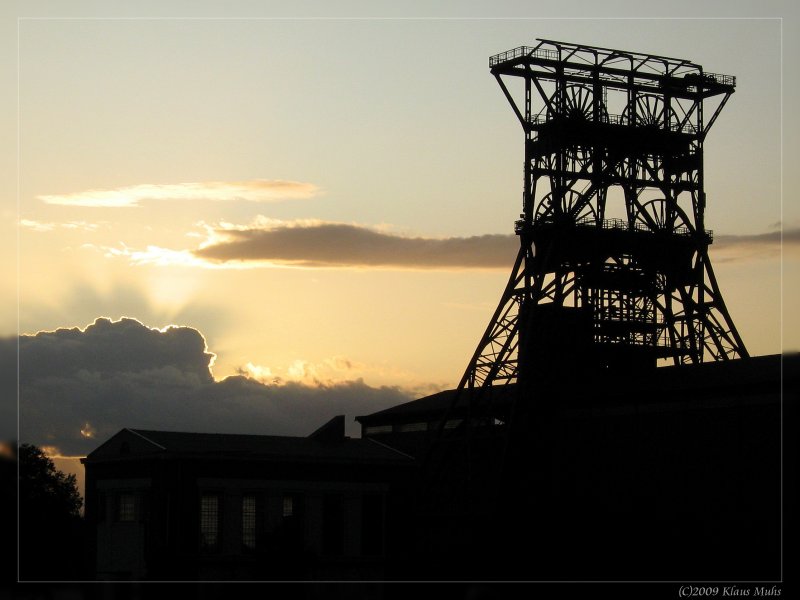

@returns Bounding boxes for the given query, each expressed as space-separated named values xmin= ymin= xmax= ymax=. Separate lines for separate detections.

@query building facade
xmin=83 ymin=354 xmax=795 ymax=581
xmin=81 ymin=416 xmax=413 ymax=580
xmin=357 ymin=353 xmax=795 ymax=580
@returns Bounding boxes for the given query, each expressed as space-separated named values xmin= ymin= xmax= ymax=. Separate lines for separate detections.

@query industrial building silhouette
xmin=82 ymin=416 xmax=414 ymax=580
xmin=82 ymin=354 xmax=793 ymax=580
xmin=81 ymin=40 xmax=794 ymax=581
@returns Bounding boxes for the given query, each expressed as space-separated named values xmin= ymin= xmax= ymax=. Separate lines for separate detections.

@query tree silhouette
xmin=0 ymin=442 xmax=15 ymax=588
xmin=19 ymin=444 xmax=82 ymax=516
xmin=18 ymin=443 xmax=87 ymax=580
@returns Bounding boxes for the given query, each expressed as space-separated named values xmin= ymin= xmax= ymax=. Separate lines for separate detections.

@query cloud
xmin=37 ymin=180 xmax=320 ymax=208
xmin=194 ymin=220 xmax=800 ymax=270
xmin=18 ymin=317 xmax=216 ymax=384
xmin=7 ymin=318 xmax=414 ymax=455
xmin=193 ymin=219 xmax=518 ymax=270
xmin=237 ymin=356 xmax=438 ymax=395
xmin=239 ymin=357 xmax=362 ymax=386
xmin=710 ymin=227 xmax=800 ymax=262
xmin=20 ymin=219 xmax=104 ymax=232
xmin=99 ymin=244 xmax=227 ymax=269
xmin=89 ymin=218 xmax=798 ymax=272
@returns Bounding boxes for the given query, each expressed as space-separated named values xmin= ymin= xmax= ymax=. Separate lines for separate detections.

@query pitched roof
xmin=355 ymin=353 xmax=792 ymax=426
xmin=85 ymin=427 xmax=412 ymax=464
xmin=355 ymin=387 xmax=512 ymax=425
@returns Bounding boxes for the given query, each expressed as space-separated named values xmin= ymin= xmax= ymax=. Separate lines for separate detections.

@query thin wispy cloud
xmin=710 ymin=227 xmax=800 ymax=262
xmin=193 ymin=218 xmax=518 ymax=270
xmin=37 ymin=180 xmax=320 ymax=208
xmin=97 ymin=244 xmax=234 ymax=269
xmin=20 ymin=219 xmax=104 ymax=232
xmin=89 ymin=242 xmax=273 ymax=270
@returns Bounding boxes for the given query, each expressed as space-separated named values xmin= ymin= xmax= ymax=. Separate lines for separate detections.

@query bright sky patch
xmin=37 ymin=180 xmax=320 ymax=208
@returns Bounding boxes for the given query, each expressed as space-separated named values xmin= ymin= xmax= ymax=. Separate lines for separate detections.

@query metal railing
xmin=489 ymin=46 xmax=558 ymax=67
xmin=524 ymin=214 xmax=712 ymax=242
xmin=703 ymin=72 xmax=736 ymax=87
xmin=528 ymin=112 xmax=698 ymax=134
xmin=576 ymin=216 xmax=703 ymax=239
xmin=490 ymin=48 xmax=735 ymax=89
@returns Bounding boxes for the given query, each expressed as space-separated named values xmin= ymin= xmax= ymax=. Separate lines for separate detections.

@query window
xmin=116 ymin=493 xmax=136 ymax=522
xmin=282 ymin=495 xmax=294 ymax=518
xmin=361 ymin=494 xmax=384 ymax=556
xmin=322 ymin=495 xmax=344 ymax=556
xmin=398 ymin=422 xmax=427 ymax=433
xmin=242 ymin=494 xmax=257 ymax=551
xmin=364 ymin=425 xmax=392 ymax=435
xmin=200 ymin=494 xmax=221 ymax=551
xmin=96 ymin=492 xmax=107 ymax=523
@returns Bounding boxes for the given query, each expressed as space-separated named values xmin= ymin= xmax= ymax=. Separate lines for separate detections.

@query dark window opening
xmin=96 ymin=491 xmax=107 ymax=523
xmin=116 ymin=493 xmax=136 ymax=522
xmin=364 ymin=425 xmax=392 ymax=435
xmin=361 ymin=494 xmax=385 ymax=556
xmin=282 ymin=495 xmax=294 ymax=518
xmin=200 ymin=493 xmax=221 ymax=552
xmin=242 ymin=494 xmax=257 ymax=551
xmin=322 ymin=495 xmax=344 ymax=556
xmin=275 ymin=493 xmax=304 ymax=554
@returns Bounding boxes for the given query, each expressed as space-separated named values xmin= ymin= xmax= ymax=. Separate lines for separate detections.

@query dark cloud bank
xmin=711 ymin=228 xmax=800 ymax=261
xmin=3 ymin=318 xmax=413 ymax=455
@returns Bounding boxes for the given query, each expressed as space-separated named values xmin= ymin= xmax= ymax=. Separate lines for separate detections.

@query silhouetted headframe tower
xmin=419 ymin=41 xmax=749 ymax=567
xmin=471 ymin=39 xmax=747 ymax=389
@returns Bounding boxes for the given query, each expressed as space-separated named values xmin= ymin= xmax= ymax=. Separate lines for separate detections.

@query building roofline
xmin=355 ymin=353 xmax=794 ymax=425
xmin=126 ymin=428 xmax=167 ymax=450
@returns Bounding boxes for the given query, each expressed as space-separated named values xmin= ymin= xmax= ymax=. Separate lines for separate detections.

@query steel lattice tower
xmin=468 ymin=39 xmax=746 ymax=393
xmin=419 ymin=42 xmax=749 ymax=560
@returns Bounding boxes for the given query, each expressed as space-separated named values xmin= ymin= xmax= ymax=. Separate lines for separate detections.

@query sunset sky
xmin=2 ymin=2 xmax=799 ymax=484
